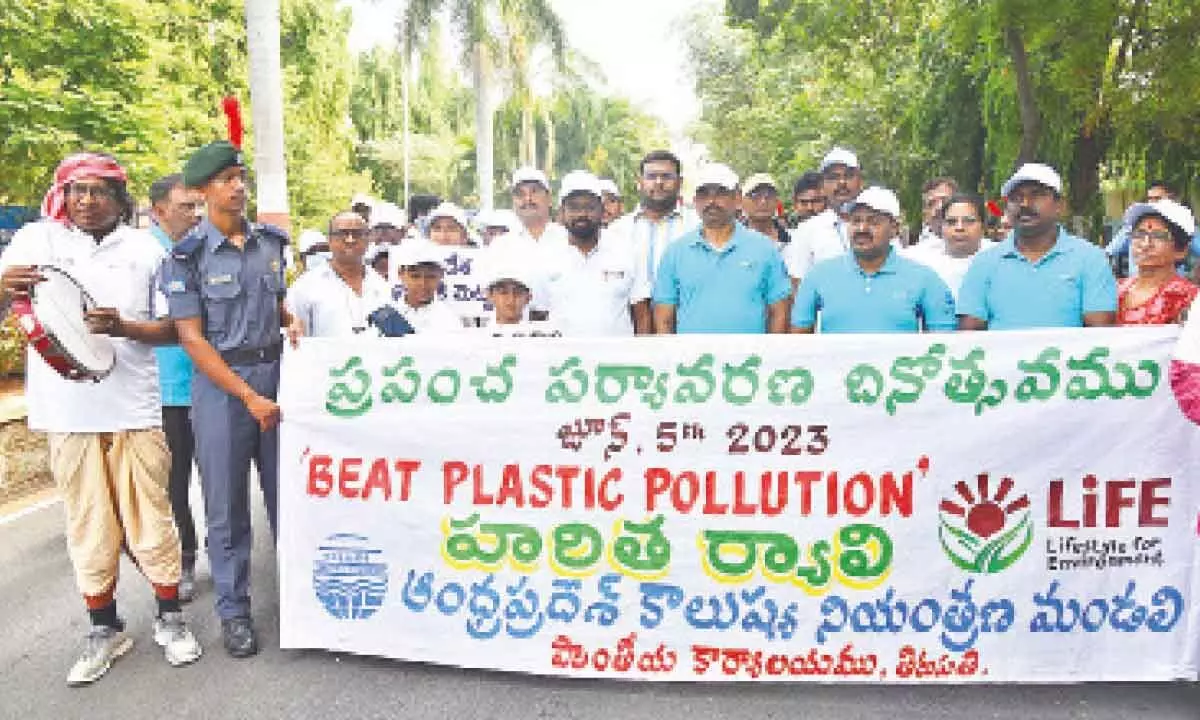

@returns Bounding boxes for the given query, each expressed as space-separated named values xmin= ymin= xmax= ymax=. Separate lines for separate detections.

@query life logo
xmin=938 ymin=473 xmax=1033 ymax=574
xmin=312 ymin=533 xmax=388 ymax=620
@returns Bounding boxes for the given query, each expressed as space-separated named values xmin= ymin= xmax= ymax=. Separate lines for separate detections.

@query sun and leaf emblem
xmin=938 ymin=473 xmax=1033 ymax=574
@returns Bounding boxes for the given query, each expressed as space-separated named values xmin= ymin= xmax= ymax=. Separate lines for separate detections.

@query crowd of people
xmin=1 ymin=138 xmax=1198 ymax=687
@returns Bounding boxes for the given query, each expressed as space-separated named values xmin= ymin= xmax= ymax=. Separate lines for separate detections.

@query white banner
xmin=279 ymin=327 xmax=1200 ymax=682
xmin=387 ymin=245 xmax=489 ymax=323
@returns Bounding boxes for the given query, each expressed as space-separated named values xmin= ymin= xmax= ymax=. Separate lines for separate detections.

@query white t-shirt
xmin=902 ymin=240 xmax=997 ymax=301
xmin=478 ymin=320 xmax=561 ymax=338
xmin=0 ymin=221 xmax=166 ymax=432
xmin=396 ymin=298 xmax=466 ymax=335
xmin=535 ymin=233 xmax=647 ymax=337
xmin=783 ymin=209 xmax=847 ymax=281
xmin=286 ymin=263 xmax=394 ymax=337
xmin=483 ymin=222 xmax=568 ymax=312
xmin=608 ymin=206 xmax=700 ymax=299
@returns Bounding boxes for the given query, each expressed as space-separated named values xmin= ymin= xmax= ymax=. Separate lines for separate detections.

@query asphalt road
xmin=2 ymin=493 xmax=1198 ymax=720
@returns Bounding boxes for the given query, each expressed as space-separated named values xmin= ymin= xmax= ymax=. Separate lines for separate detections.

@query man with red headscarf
xmin=0 ymin=153 xmax=202 ymax=685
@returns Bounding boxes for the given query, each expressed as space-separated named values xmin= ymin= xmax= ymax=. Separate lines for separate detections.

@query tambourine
xmin=10 ymin=265 xmax=116 ymax=382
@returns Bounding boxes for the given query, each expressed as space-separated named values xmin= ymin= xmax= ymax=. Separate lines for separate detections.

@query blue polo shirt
xmin=652 ymin=225 xmax=791 ymax=333
xmin=151 ymin=224 xmax=194 ymax=407
xmin=791 ymin=249 xmax=957 ymax=333
xmin=958 ymin=227 xmax=1117 ymax=329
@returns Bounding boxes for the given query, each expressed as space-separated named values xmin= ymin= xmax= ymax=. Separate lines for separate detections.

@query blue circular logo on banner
xmin=312 ymin=533 xmax=388 ymax=620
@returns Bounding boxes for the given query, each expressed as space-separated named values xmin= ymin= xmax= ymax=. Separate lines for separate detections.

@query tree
xmin=399 ymin=0 xmax=567 ymax=209
xmin=246 ymin=0 xmax=290 ymax=225
xmin=713 ymin=0 xmax=1200 ymax=232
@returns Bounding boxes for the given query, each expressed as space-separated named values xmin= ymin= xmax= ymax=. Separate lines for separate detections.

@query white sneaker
xmin=153 ymin=611 xmax=202 ymax=667
xmin=66 ymin=625 xmax=133 ymax=686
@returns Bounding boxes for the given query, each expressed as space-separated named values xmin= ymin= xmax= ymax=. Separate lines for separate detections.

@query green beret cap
xmin=183 ymin=141 xmax=243 ymax=187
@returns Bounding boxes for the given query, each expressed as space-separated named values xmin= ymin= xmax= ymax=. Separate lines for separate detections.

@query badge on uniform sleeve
xmin=167 ymin=279 xmax=186 ymax=293
xmin=271 ymin=260 xmax=281 ymax=273
xmin=207 ymin=274 xmax=234 ymax=285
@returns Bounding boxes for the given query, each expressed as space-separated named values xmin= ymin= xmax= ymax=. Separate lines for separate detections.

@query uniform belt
xmin=221 ymin=342 xmax=282 ymax=366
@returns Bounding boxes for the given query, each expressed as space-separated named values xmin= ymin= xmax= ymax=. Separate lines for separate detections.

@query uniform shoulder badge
xmin=255 ymin=223 xmax=291 ymax=246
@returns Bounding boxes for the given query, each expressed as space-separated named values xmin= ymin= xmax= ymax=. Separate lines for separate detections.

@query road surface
xmin=1 ymin=493 xmax=1197 ymax=720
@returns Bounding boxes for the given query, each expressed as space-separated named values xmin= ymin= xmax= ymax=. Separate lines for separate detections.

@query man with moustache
xmin=287 ymin=210 xmax=393 ymax=337
xmin=652 ymin=163 xmax=790 ymax=334
xmin=489 ymin=167 xmax=566 ymax=253
xmin=790 ymin=171 xmax=826 ymax=226
xmin=959 ymin=163 xmax=1117 ymax=330
xmin=741 ymin=173 xmax=791 ymax=250
xmin=148 ymin=174 xmax=204 ymax=602
xmin=609 ymin=150 xmax=699 ymax=320
xmin=792 ymin=187 xmax=956 ymax=334
xmin=535 ymin=171 xmax=648 ymax=335
xmin=164 ymin=141 xmax=303 ymax=657
xmin=783 ymin=146 xmax=864 ymax=286
xmin=1 ymin=154 xmax=201 ymax=684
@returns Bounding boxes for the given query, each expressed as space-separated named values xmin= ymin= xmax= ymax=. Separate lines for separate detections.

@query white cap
xmin=598 ymin=178 xmax=621 ymax=197
xmin=395 ymin=240 xmax=446 ymax=269
xmin=820 ymin=147 xmax=860 ymax=172
xmin=298 ymin=229 xmax=327 ymax=253
xmin=351 ymin=193 xmax=375 ymax=209
xmin=477 ymin=208 xmax=519 ymax=231
xmin=558 ymin=170 xmax=604 ymax=202
xmin=1001 ymin=163 xmax=1062 ymax=198
xmin=428 ymin=201 xmax=468 ymax=229
xmin=694 ymin=163 xmax=739 ymax=192
xmin=1123 ymin=199 xmax=1197 ymax=239
xmin=364 ymin=243 xmax=388 ymax=265
xmin=483 ymin=255 xmax=537 ymax=292
xmin=741 ymin=173 xmax=778 ymax=195
xmin=511 ymin=166 xmax=550 ymax=190
xmin=849 ymin=186 xmax=902 ymax=219
xmin=371 ymin=202 xmax=405 ymax=229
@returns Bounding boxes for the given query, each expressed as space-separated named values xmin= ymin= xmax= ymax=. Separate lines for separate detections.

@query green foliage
xmin=0 ymin=0 xmax=365 ymax=231
xmin=698 ymin=0 xmax=1200 ymax=228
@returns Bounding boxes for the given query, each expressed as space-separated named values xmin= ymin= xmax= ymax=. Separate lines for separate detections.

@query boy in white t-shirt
xmin=482 ymin=260 xmax=560 ymax=337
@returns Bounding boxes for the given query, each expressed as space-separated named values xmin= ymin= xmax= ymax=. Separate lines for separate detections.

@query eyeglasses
xmin=747 ymin=189 xmax=778 ymax=201
xmin=331 ymin=228 xmax=368 ymax=240
xmin=943 ymin=216 xmax=980 ymax=227
xmin=67 ymin=184 xmax=116 ymax=201
xmin=847 ymin=213 xmax=891 ymax=228
xmin=642 ymin=172 xmax=680 ymax=183
xmin=1131 ymin=230 xmax=1174 ymax=244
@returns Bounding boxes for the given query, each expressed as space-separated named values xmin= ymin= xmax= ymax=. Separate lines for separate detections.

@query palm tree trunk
xmin=244 ymin=0 xmax=290 ymax=228
xmin=521 ymin=102 xmax=536 ymax=168
xmin=474 ymin=42 xmax=495 ymax=211
xmin=543 ymin=106 xmax=555 ymax=180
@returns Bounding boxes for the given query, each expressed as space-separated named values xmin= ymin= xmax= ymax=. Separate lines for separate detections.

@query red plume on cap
xmin=986 ymin=199 xmax=1003 ymax=218
xmin=222 ymin=96 xmax=243 ymax=150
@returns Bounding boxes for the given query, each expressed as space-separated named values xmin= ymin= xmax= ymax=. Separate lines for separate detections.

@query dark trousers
xmin=192 ymin=364 xmax=279 ymax=619
xmin=162 ymin=405 xmax=197 ymax=565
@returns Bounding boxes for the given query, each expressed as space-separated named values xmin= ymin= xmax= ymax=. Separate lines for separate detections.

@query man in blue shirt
xmin=652 ymin=163 xmax=791 ymax=334
xmin=959 ymin=163 xmax=1117 ymax=330
xmin=147 ymin=174 xmax=202 ymax=602
xmin=792 ymin=186 xmax=956 ymax=333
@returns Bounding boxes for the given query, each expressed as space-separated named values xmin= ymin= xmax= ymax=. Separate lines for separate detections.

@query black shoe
xmin=221 ymin=616 xmax=258 ymax=658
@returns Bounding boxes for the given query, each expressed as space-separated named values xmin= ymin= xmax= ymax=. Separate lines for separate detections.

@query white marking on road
xmin=0 ymin=495 xmax=61 ymax=527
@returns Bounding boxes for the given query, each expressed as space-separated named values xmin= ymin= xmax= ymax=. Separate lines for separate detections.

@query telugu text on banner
xmin=279 ymin=327 xmax=1200 ymax=682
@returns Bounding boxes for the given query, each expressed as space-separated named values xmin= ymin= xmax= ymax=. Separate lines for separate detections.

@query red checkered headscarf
xmin=40 ymin=153 xmax=129 ymax=227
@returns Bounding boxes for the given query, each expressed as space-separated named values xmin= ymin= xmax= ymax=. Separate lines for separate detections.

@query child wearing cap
xmin=428 ymin=202 xmax=475 ymax=247
xmin=481 ymin=261 xmax=559 ymax=337
xmin=395 ymin=242 xmax=467 ymax=333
